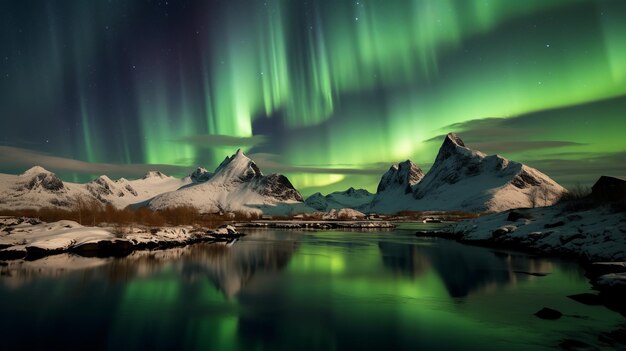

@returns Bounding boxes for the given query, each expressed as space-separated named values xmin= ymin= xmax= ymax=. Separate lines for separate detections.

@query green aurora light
xmin=0 ymin=0 xmax=625 ymax=194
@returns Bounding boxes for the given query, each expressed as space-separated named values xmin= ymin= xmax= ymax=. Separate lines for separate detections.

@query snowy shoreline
xmin=233 ymin=220 xmax=395 ymax=230
xmin=0 ymin=216 xmax=242 ymax=261
xmin=427 ymin=204 xmax=626 ymax=308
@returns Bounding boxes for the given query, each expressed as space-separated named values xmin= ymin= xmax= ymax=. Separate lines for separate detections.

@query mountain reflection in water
xmin=0 ymin=226 xmax=620 ymax=351
xmin=378 ymin=240 xmax=556 ymax=298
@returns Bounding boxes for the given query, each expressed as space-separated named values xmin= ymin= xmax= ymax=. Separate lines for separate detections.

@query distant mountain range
xmin=0 ymin=133 xmax=565 ymax=215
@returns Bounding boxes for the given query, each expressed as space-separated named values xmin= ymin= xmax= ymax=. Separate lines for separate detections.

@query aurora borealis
xmin=1 ymin=0 xmax=625 ymax=194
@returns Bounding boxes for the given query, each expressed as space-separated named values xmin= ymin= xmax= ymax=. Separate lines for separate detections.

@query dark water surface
xmin=0 ymin=223 xmax=622 ymax=350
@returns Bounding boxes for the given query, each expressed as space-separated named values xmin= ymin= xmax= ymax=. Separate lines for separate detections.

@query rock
xmin=506 ymin=211 xmax=533 ymax=222
xmin=492 ymin=225 xmax=516 ymax=239
xmin=492 ymin=228 xmax=509 ymax=239
xmin=534 ymin=307 xmax=562 ymax=320
xmin=0 ymin=248 xmax=27 ymax=260
xmin=587 ymin=262 xmax=626 ymax=278
xmin=217 ymin=224 xmax=238 ymax=235
xmin=415 ymin=231 xmax=459 ymax=240
xmin=559 ymin=233 xmax=585 ymax=245
xmin=71 ymin=239 xmax=133 ymax=257
xmin=544 ymin=221 xmax=565 ymax=229
xmin=514 ymin=271 xmax=549 ymax=277
xmin=567 ymin=293 xmax=602 ymax=306
xmin=593 ymin=273 xmax=626 ymax=292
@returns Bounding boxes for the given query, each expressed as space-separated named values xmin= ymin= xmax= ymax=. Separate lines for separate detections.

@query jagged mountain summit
xmin=0 ymin=166 xmax=79 ymax=209
xmin=0 ymin=150 xmax=303 ymax=214
xmin=368 ymin=160 xmax=425 ymax=213
xmin=304 ymin=187 xmax=374 ymax=211
xmin=412 ymin=133 xmax=565 ymax=212
xmin=0 ymin=139 xmax=565 ymax=215
xmin=370 ymin=133 xmax=565 ymax=213
xmin=148 ymin=149 xmax=303 ymax=214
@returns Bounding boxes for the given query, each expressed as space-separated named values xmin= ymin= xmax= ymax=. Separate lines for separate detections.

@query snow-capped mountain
xmin=0 ymin=138 xmax=565 ymax=215
xmin=189 ymin=167 xmax=212 ymax=183
xmin=148 ymin=149 xmax=303 ymax=214
xmin=85 ymin=172 xmax=190 ymax=208
xmin=0 ymin=166 xmax=190 ymax=211
xmin=368 ymin=160 xmax=425 ymax=213
xmin=411 ymin=133 xmax=565 ymax=212
xmin=304 ymin=187 xmax=374 ymax=211
xmin=369 ymin=133 xmax=565 ymax=213
xmin=0 ymin=166 xmax=82 ymax=209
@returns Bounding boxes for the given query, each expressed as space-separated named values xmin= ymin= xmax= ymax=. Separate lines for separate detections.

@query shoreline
xmin=413 ymin=205 xmax=626 ymax=316
xmin=233 ymin=220 xmax=395 ymax=230
xmin=0 ymin=217 xmax=243 ymax=261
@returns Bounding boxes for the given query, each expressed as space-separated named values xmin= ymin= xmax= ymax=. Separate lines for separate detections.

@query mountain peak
xmin=411 ymin=133 xmax=566 ymax=212
xmin=434 ymin=132 xmax=476 ymax=165
xmin=214 ymin=149 xmax=262 ymax=181
xmin=21 ymin=166 xmax=52 ymax=176
xmin=445 ymin=133 xmax=465 ymax=147
xmin=19 ymin=166 xmax=65 ymax=192
xmin=142 ymin=171 xmax=168 ymax=179
xmin=376 ymin=159 xmax=424 ymax=194
xmin=190 ymin=167 xmax=211 ymax=182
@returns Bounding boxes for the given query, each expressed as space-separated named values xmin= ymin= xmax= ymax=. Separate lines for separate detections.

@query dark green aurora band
xmin=1 ymin=0 xmax=625 ymax=194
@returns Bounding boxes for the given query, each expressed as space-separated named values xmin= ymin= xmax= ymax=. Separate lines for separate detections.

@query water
xmin=0 ymin=223 xmax=623 ymax=350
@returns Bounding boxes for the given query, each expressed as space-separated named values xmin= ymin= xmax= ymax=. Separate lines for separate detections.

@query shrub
xmin=558 ymin=183 xmax=592 ymax=202
xmin=0 ymin=205 xmax=230 ymax=228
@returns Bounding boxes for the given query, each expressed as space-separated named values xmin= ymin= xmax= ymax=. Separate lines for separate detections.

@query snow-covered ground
xmin=452 ymin=204 xmax=626 ymax=262
xmin=0 ymin=216 xmax=240 ymax=259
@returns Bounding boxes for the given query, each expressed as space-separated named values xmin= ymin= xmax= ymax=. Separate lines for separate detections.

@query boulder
xmin=506 ymin=211 xmax=533 ymax=222
xmin=534 ymin=307 xmax=562 ymax=320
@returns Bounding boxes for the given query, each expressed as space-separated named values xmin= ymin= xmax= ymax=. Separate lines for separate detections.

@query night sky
xmin=1 ymin=0 xmax=625 ymax=195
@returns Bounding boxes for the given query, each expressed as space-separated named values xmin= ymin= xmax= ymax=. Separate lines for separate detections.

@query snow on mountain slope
xmin=368 ymin=160 xmax=425 ymax=213
xmin=0 ymin=166 xmax=191 ymax=210
xmin=305 ymin=187 xmax=374 ymax=211
xmin=87 ymin=172 xmax=191 ymax=209
xmin=148 ymin=149 xmax=304 ymax=215
xmin=410 ymin=133 xmax=566 ymax=213
xmin=189 ymin=167 xmax=212 ymax=183
xmin=0 ymin=167 xmax=85 ymax=210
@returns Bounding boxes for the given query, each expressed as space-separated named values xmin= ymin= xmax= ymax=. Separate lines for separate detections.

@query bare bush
xmin=559 ymin=183 xmax=592 ymax=202
xmin=0 ymin=205 xmax=230 ymax=228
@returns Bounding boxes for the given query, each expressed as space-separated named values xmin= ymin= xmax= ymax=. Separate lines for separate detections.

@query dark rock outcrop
xmin=376 ymin=160 xmax=424 ymax=194
xmin=534 ymin=307 xmax=562 ymax=320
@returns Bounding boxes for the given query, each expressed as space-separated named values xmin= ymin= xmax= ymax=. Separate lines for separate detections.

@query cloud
xmin=426 ymin=117 xmax=585 ymax=154
xmin=430 ymin=118 xmax=536 ymax=141
xmin=423 ymin=114 xmax=625 ymax=187
xmin=0 ymin=146 xmax=191 ymax=178
xmin=174 ymin=134 xmax=267 ymax=148
xmin=248 ymin=152 xmax=386 ymax=175
xmin=523 ymin=151 xmax=626 ymax=185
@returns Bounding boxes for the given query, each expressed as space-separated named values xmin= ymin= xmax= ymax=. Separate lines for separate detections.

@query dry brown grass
xmin=0 ymin=204 xmax=261 ymax=228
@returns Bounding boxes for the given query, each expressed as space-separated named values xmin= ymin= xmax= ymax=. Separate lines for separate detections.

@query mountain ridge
xmin=0 ymin=135 xmax=567 ymax=214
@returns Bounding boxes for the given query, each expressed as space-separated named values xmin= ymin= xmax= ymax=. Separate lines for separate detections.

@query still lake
xmin=0 ymin=223 xmax=623 ymax=350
